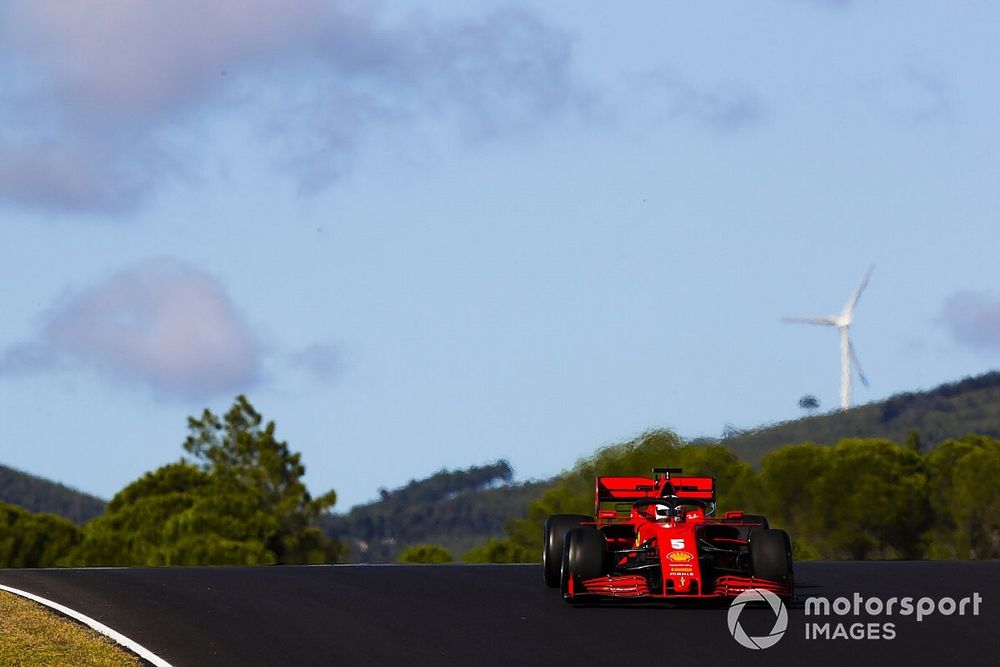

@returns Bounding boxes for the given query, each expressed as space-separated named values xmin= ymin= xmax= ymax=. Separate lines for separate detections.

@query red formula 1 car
xmin=543 ymin=467 xmax=793 ymax=603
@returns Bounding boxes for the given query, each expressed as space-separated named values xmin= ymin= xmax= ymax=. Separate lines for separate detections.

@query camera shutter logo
xmin=727 ymin=589 xmax=788 ymax=650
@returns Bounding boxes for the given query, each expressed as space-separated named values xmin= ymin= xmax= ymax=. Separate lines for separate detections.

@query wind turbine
xmin=783 ymin=267 xmax=873 ymax=410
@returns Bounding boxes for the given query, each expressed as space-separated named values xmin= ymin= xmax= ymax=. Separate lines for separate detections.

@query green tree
xmin=923 ymin=436 xmax=984 ymax=558
xmin=462 ymin=538 xmax=533 ymax=563
xmin=398 ymin=543 xmax=453 ymax=563
xmin=950 ymin=442 xmax=1000 ymax=558
xmin=183 ymin=396 xmax=340 ymax=564
xmin=758 ymin=443 xmax=829 ymax=557
xmin=926 ymin=435 xmax=1000 ymax=559
xmin=68 ymin=462 xmax=213 ymax=566
xmin=762 ymin=439 xmax=929 ymax=559
xmin=70 ymin=396 xmax=344 ymax=566
xmin=0 ymin=502 xmax=82 ymax=567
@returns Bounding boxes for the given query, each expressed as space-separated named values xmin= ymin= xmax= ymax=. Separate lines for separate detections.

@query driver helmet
xmin=653 ymin=504 xmax=673 ymax=521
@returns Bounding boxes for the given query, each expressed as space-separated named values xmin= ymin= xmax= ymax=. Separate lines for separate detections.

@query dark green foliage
xmin=182 ymin=396 xmax=340 ymax=564
xmin=759 ymin=440 xmax=929 ymax=559
xmin=0 ymin=502 xmax=82 ymax=567
xmin=462 ymin=538 xmax=534 ymax=563
xmin=0 ymin=465 xmax=105 ymax=524
xmin=367 ymin=460 xmax=515 ymax=508
xmin=469 ymin=431 xmax=1000 ymax=562
xmin=67 ymin=396 xmax=345 ymax=566
xmin=7 ymin=373 xmax=1000 ymax=566
xmin=397 ymin=543 xmax=453 ymax=563
xmin=106 ymin=461 xmax=211 ymax=513
xmin=757 ymin=436 xmax=1000 ymax=560
xmin=458 ymin=373 xmax=1000 ymax=562
xmin=323 ymin=461 xmax=550 ymax=562
xmin=799 ymin=395 xmax=819 ymax=411
xmin=924 ymin=435 xmax=1000 ymax=559
xmin=68 ymin=462 xmax=274 ymax=566
xmin=720 ymin=371 xmax=1000 ymax=465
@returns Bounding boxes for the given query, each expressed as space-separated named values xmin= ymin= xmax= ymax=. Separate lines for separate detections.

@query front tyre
xmin=750 ymin=528 xmax=794 ymax=586
xmin=560 ymin=527 xmax=606 ymax=602
xmin=543 ymin=514 xmax=591 ymax=587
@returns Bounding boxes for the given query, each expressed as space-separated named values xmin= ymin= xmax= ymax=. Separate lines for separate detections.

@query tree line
xmin=1 ymin=396 xmax=343 ymax=568
xmin=4 ymin=406 xmax=999 ymax=567
xmin=719 ymin=370 xmax=1000 ymax=466
xmin=469 ymin=430 xmax=1000 ymax=562
xmin=323 ymin=461 xmax=548 ymax=562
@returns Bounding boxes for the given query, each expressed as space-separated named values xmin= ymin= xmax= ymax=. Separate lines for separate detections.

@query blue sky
xmin=1 ymin=1 xmax=998 ymax=510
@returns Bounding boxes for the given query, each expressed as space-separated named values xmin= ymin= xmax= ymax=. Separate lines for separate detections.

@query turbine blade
xmin=782 ymin=316 xmax=837 ymax=326
xmin=841 ymin=265 xmax=874 ymax=321
xmin=849 ymin=340 xmax=870 ymax=387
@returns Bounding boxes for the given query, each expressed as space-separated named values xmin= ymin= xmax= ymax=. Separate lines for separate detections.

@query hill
xmin=322 ymin=460 xmax=552 ymax=562
xmin=718 ymin=371 xmax=1000 ymax=464
xmin=0 ymin=464 xmax=105 ymax=524
xmin=6 ymin=371 xmax=998 ymax=555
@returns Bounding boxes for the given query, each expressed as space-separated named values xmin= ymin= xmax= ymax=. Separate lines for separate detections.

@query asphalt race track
xmin=2 ymin=562 xmax=999 ymax=666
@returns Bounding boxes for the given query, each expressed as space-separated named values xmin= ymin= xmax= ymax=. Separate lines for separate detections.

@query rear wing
xmin=594 ymin=467 xmax=716 ymax=520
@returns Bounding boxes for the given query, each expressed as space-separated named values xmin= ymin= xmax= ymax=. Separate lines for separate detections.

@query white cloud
xmin=634 ymin=69 xmax=767 ymax=132
xmin=0 ymin=1 xmax=584 ymax=213
xmin=941 ymin=290 xmax=1000 ymax=353
xmin=287 ymin=343 xmax=341 ymax=383
xmin=0 ymin=259 xmax=261 ymax=398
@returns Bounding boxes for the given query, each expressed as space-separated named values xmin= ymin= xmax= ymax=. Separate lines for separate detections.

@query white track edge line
xmin=0 ymin=583 xmax=173 ymax=667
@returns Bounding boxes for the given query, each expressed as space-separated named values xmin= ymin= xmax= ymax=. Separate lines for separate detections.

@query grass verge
xmin=0 ymin=590 xmax=141 ymax=667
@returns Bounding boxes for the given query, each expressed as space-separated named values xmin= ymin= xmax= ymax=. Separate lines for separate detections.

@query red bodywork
xmin=565 ymin=470 xmax=792 ymax=602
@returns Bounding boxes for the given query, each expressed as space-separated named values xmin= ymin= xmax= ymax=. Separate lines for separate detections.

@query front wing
xmin=567 ymin=573 xmax=792 ymax=601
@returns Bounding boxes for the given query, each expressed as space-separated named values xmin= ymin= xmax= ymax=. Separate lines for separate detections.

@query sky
xmin=1 ymin=1 xmax=999 ymax=510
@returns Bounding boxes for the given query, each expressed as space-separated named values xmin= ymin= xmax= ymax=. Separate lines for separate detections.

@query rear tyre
xmin=543 ymin=514 xmax=591 ymax=587
xmin=560 ymin=527 xmax=606 ymax=601
xmin=750 ymin=529 xmax=793 ymax=584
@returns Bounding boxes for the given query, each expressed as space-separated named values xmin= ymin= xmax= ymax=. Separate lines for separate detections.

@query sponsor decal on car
xmin=666 ymin=550 xmax=693 ymax=563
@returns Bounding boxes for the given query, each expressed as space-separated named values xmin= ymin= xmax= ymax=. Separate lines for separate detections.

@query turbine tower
xmin=783 ymin=267 xmax=873 ymax=410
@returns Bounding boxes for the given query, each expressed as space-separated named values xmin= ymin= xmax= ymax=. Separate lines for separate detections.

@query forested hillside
xmin=322 ymin=461 xmax=552 ymax=562
xmin=0 ymin=465 xmax=105 ymax=524
xmin=4 ymin=372 xmax=1000 ymax=566
xmin=481 ymin=429 xmax=1000 ymax=562
xmin=718 ymin=371 xmax=1000 ymax=464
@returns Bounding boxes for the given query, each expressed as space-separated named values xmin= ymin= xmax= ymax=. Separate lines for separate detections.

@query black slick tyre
xmin=543 ymin=514 xmax=591 ymax=587
xmin=750 ymin=528 xmax=793 ymax=584
xmin=560 ymin=527 xmax=605 ymax=602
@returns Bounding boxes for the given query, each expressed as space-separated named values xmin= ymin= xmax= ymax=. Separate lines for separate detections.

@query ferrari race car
xmin=543 ymin=467 xmax=793 ymax=603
